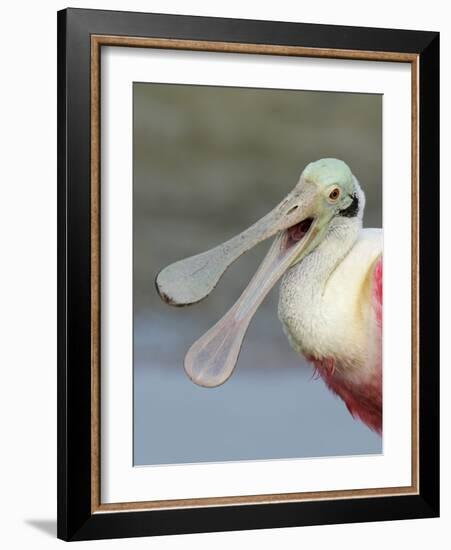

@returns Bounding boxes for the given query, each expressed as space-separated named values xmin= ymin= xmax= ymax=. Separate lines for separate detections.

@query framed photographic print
xmin=57 ymin=8 xmax=439 ymax=541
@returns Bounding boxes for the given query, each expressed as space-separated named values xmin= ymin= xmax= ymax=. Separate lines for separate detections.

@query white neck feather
xmin=277 ymin=215 xmax=362 ymax=358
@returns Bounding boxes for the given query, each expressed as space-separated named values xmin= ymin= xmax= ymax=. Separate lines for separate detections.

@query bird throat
xmin=278 ymin=219 xmax=361 ymax=358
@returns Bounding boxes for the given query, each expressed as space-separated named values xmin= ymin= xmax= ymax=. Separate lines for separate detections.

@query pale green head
xmin=303 ymin=158 xmax=353 ymax=189
xmin=278 ymin=158 xmax=363 ymax=266
xmin=300 ymin=158 xmax=362 ymax=222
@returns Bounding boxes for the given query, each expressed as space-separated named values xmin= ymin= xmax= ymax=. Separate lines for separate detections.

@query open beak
xmin=155 ymin=178 xmax=327 ymax=387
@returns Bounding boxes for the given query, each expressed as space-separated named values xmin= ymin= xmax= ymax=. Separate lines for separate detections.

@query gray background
xmin=133 ymin=83 xmax=382 ymax=465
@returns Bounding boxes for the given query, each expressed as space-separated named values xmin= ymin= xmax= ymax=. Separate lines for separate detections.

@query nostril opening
xmin=286 ymin=205 xmax=299 ymax=215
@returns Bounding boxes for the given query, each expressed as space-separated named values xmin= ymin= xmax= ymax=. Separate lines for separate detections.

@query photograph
xmin=1 ymin=0 xmax=446 ymax=547
xmin=133 ymin=83 xmax=383 ymax=466
xmin=55 ymin=8 xmax=440 ymax=541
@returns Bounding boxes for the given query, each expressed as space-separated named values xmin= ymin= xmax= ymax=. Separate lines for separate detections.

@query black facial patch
xmin=339 ymin=194 xmax=359 ymax=218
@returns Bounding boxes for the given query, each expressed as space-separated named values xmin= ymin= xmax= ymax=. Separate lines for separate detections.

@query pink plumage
xmin=306 ymin=256 xmax=383 ymax=433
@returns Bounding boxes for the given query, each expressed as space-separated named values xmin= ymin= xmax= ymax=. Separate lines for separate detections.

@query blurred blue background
xmin=133 ymin=83 xmax=382 ymax=465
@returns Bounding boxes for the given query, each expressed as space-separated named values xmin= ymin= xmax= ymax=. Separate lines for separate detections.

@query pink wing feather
xmin=373 ymin=255 xmax=383 ymax=328
xmin=306 ymin=255 xmax=383 ymax=434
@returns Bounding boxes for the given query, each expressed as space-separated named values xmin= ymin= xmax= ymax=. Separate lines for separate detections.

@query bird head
xmin=284 ymin=158 xmax=365 ymax=267
xmin=155 ymin=158 xmax=365 ymax=387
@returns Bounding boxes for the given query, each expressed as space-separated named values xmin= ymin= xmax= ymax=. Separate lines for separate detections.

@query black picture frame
xmin=57 ymin=7 xmax=439 ymax=541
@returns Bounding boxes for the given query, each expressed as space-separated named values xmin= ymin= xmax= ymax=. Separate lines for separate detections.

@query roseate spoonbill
xmin=156 ymin=159 xmax=383 ymax=433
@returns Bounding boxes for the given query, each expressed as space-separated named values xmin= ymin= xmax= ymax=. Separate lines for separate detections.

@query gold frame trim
xmin=90 ymin=35 xmax=420 ymax=514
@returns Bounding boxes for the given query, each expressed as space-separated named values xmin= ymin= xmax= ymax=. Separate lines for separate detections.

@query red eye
xmin=329 ymin=188 xmax=340 ymax=201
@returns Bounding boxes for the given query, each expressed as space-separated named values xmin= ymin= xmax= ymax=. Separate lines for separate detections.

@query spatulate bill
xmin=184 ymin=220 xmax=318 ymax=387
xmin=155 ymin=182 xmax=318 ymax=306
